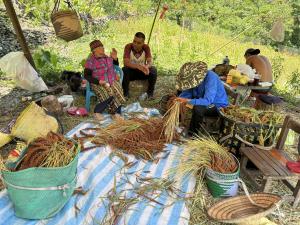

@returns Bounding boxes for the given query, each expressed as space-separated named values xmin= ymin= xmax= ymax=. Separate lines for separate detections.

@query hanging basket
xmin=51 ymin=0 xmax=83 ymax=42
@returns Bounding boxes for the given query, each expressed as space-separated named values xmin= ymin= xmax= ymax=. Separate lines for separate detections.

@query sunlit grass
xmin=45 ymin=17 xmax=300 ymax=91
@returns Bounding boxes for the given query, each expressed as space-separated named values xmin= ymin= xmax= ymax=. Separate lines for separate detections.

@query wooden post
xmin=3 ymin=0 xmax=36 ymax=70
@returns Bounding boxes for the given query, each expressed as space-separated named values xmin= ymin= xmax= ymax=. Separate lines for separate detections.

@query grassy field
xmin=44 ymin=17 xmax=300 ymax=92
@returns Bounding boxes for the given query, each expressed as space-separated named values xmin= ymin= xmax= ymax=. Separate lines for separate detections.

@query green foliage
xmin=0 ymin=69 xmax=4 ymax=78
xmin=288 ymin=69 xmax=300 ymax=95
xmin=33 ymin=49 xmax=63 ymax=85
xmin=271 ymin=55 xmax=284 ymax=83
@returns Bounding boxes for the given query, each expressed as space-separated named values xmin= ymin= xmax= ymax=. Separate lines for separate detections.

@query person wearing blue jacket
xmin=175 ymin=61 xmax=229 ymax=135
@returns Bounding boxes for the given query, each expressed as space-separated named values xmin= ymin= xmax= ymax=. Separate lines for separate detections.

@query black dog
xmin=61 ymin=71 xmax=82 ymax=92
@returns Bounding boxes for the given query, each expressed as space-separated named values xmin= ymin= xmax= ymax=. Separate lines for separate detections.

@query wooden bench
xmin=240 ymin=115 xmax=300 ymax=208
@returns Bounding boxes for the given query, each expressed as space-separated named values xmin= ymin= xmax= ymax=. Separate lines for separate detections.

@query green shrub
xmin=271 ymin=56 xmax=284 ymax=83
xmin=33 ymin=49 xmax=62 ymax=86
xmin=288 ymin=69 xmax=300 ymax=95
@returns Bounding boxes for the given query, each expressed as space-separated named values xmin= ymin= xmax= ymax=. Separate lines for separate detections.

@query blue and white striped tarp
xmin=0 ymin=122 xmax=196 ymax=225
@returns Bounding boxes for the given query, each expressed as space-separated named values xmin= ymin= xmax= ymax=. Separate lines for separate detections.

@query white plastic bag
xmin=236 ymin=64 xmax=256 ymax=80
xmin=0 ymin=52 xmax=48 ymax=92
xmin=58 ymin=95 xmax=74 ymax=111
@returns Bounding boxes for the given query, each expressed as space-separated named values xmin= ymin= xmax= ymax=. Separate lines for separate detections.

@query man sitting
xmin=244 ymin=48 xmax=273 ymax=83
xmin=122 ymin=32 xmax=157 ymax=99
xmin=175 ymin=61 xmax=229 ymax=135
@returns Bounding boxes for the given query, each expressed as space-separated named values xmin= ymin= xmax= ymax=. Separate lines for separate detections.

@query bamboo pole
xmin=3 ymin=0 xmax=36 ymax=70
xmin=147 ymin=0 xmax=162 ymax=45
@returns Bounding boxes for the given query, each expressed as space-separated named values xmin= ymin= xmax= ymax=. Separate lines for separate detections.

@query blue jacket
xmin=179 ymin=70 xmax=229 ymax=108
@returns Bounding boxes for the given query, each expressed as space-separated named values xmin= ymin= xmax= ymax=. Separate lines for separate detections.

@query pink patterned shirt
xmin=84 ymin=55 xmax=117 ymax=85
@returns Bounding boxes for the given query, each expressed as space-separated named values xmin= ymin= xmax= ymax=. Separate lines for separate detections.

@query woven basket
xmin=51 ymin=10 xmax=83 ymax=41
xmin=51 ymin=0 xmax=83 ymax=42
xmin=207 ymin=193 xmax=282 ymax=224
xmin=219 ymin=110 xmax=281 ymax=150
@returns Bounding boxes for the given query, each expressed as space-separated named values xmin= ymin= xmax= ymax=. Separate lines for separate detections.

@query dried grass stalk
xmin=79 ymin=118 xmax=179 ymax=160
xmin=0 ymin=155 xmax=8 ymax=172
xmin=17 ymin=132 xmax=77 ymax=170
xmin=174 ymin=136 xmax=232 ymax=177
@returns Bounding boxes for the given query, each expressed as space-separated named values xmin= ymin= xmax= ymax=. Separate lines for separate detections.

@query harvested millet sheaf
xmin=79 ymin=118 xmax=179 ymax=160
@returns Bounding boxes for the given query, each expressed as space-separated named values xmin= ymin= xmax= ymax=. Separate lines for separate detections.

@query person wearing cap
xmin=122 ymin=32 xmax=157 ymax=99
xmin=84 ymin=40 xmax=125 ymax=120
xmin=244 ymin=48 xmax=273 ymax=83
xmin=175 ymin=61 xmax=229 ymax=135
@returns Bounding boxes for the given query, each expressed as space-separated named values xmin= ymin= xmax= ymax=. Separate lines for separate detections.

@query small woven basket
xmin=207 ymin=193 xmax=282 ymax=224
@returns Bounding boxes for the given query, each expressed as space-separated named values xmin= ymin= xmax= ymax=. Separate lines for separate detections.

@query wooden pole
xmin=3 ymin=0 xmax=36 ymax=70
xmin=147 ymin=0 xmax=162 ymax=45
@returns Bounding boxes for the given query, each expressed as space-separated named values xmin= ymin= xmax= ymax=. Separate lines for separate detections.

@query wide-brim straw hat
xmin=175 ymin=61 xmax=208 ymax=90
xmin=207 ymin=193 xmax=282 ymax=224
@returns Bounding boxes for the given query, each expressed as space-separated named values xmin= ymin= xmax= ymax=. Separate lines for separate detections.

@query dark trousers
xmin=94 ymin=96 xmax=121 ymax=114
xmin=122 ymin=66 xmax=157 ymax=97
xmin=189 ymin=105 xmax=218 ymax=135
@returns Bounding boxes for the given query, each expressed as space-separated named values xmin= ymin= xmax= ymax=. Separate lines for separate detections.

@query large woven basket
xmin=207 ymin=193 xmax=282 ymax=224
xmin=219 ymin=110 xmax=281 ymax=150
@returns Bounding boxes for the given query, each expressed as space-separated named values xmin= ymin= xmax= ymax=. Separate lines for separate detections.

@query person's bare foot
xmin=112 ymin=114 xmax=123 ymax=120
xmin=94 ymin=113 xmax=104 ymax=121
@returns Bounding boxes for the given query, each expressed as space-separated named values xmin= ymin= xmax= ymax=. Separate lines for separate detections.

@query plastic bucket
xmin=205 ymin=154 xmax=240 ymax=197
xmin=1 ymin=144 xmax=79 ymax=219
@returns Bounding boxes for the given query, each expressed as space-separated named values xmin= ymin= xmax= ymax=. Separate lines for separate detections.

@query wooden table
xmin=222 ymin=82 xmax=272 ymax=104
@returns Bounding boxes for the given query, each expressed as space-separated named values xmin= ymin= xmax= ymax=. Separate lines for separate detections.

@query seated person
xmin=175 ymin=61 xmax=229 ymax=135
xmin=122 ymin=32 xmax=157 ymax=98
xmin=244 ymin=48 xmax=273 ymax=83
xmin=84 ymin=40 xmax=125 ymax=119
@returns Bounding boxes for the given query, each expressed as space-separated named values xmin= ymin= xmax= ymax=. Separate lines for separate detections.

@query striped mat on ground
xmin=0 ymin=121 xmax=196 ymax=225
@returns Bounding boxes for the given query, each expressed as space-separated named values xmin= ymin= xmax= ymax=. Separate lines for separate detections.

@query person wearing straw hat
xmin=84 ymin=40 xmax=125 ymax=120
xmin=175 ymin=61 xmax=229 ymax=135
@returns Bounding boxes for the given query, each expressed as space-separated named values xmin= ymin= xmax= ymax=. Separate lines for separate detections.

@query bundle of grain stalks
xmin=78 ymin=117 xmax=180 ymax=160
xmin=221 ymin=105 xmax=283 ymax=125
xmin=220 ymin=105 xmax=284 ymax=147
xmin=15 ymin=132 xmax=78 ymax=171
xmin=163 ymin=97 xmax=187 ymax=143
xmin=175 ymin=136 xmax=236 ymax=177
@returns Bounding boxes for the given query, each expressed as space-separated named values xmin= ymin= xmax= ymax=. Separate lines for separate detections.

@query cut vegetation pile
xmin=78 ymin=117 xmax=180 ymax=160
xmin=14 ymin=132 xmax=78 ymax=170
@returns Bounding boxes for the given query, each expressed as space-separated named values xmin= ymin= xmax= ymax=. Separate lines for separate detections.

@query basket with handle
xmin=0 ymin=143 xmax=80 ymax=219
xmin=218 ymin=109 xmax=282 ymax=150
xmin=51 ymin=0 xmax=83 ymax=42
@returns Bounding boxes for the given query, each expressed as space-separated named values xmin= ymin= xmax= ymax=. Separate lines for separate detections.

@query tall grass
xmin=45 ymin=17 xmax=300 ymax=91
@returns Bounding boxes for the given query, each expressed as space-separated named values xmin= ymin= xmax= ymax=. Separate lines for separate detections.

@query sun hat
xmin=175 ymin=61 xmax=208 ymax=90
xmin=207 ymin=193 xmax=282 ymax=224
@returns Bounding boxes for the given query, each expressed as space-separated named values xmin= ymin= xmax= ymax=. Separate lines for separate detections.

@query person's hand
xmin=110 ymin=48 xmax=118 ymax=60
xmin=138 ymin=65 xmax=149 ymax=75
xmin=175 ymin=97 xmax=190 ymax=103
xmin=99 ymin=80 xmax=106 ymax=85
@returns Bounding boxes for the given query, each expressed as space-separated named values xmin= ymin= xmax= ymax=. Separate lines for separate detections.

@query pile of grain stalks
xmin=10 ymin=132 xmax=78 ymax=171
xmin=78 ymin=117 xmax=180 ymax=160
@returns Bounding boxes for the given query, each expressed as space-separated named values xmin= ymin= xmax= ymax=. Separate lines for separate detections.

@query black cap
xmin=244 ymin=48 xmax=260 ymax=56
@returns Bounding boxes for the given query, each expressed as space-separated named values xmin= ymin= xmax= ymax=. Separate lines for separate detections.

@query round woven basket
xmin=207 ymin=193 xmax=282 ymax=224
